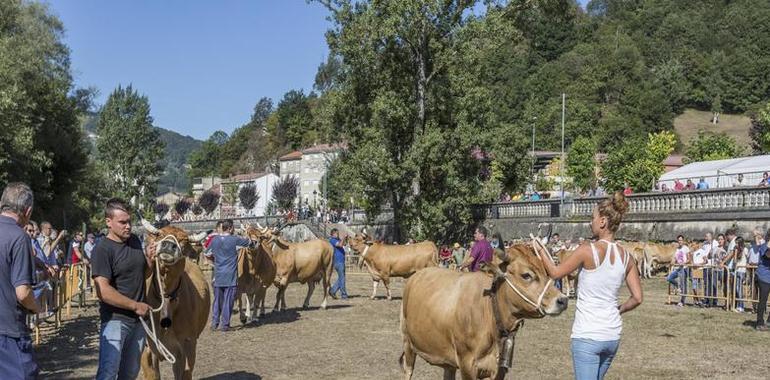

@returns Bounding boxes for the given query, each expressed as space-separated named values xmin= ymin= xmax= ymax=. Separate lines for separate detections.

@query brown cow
xmin=555 ymin=248 xmax=579 ymax=297
xmin=262 ymin=227 xmax=333 ymax=311
xmin=348 ymin=230 xmax=438 ymax=300
xmin=236 ymin=226 xmax=277 ymax=324
xmin=400 ymin=243 xmax=568 ymax=380
xmin=138 ymin=219 xmax=211 ymax=380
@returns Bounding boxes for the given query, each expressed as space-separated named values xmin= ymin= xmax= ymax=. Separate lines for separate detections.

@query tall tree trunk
xmin=391 ymin=192 xmax=402 ymax=244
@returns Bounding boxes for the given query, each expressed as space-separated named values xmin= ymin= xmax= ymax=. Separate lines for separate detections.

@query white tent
xmin=658 ymin=155 xmax=770 ymax=189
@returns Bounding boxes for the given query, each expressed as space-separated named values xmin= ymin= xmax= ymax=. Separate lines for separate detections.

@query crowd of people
xmin=666 ymin=227 xmax=770 ymax=329
xmin=1 ymin=179 xmax=768 ymax=379
xmin=655 ymin=172 xmax=770 ymax=192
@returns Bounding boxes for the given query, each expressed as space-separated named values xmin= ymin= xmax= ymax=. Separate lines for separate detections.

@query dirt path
xmin=37 ymin=272 xmax=766 ymax=379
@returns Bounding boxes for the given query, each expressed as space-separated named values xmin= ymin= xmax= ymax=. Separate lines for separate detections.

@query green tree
xmin=96 ymin=85 xmax=164 ymax=209
xmin=749 ymin=102 xmax=770 ymax=154
xmin=238 ymin=184 xmax=260 ymax=210
xmin=685 ymin=130 xmax=742 ymax=163
xmin=272 ymin=175 xmax=299 ymax=212
xmin=188 ymin=131 xmax=227 ymax=178
xmin=210 ymin=97 xmax=275 ymax=176
xmin=0 ymin=1 xmax=93 ymax=227
xmin=566 ymin=136 xmax=597 ymax=193
xmin=602 ymin=131 xmax=676 ymax=192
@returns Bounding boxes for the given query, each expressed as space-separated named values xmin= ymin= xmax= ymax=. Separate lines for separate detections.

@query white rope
xmin=501 ymin=276 xmax=552 ymax=316
xmin=361 ymin=245 xmax=370 ymax=258
xmin=140 ymin=235 xmax=178 ymax=364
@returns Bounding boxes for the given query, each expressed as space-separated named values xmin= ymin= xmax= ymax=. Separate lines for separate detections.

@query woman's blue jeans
xmin=571 ymin=338 xmax=620 ymax=380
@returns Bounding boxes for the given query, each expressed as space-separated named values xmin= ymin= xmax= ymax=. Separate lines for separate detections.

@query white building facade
xmin=278 ymin=144 xmax=343 ymax=208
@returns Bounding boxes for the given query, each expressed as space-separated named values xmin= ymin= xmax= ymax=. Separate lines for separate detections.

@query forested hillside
xmin=183 ymin=0 xmax=770 ymax=242
xmin=81 ymin=113 xmax=202 ymax=193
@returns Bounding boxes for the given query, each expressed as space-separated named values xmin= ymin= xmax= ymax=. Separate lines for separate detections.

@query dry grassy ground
xmin=673 ymin=109 xmax=752 ymax=150
xmin=37 ymin=271 xmax=768 ymax=379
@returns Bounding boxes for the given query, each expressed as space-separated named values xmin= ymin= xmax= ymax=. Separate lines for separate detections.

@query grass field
xmin=37 ymin=271 xmax=768 ymax=379
xmin=673 ymin=109 xmax=752 ymax=151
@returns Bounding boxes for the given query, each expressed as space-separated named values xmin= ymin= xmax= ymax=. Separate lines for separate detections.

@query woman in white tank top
xmin=537 ymin=192 xmax=643 ymax=380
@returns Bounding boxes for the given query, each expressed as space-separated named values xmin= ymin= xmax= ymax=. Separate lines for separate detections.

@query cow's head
xmin=348 ymin=228 xmax=373 ymax=254
xmin=140 ymin=218 xmax=206 ymax=328
xmin=486 ymin=243 xmax=568 ymax=318
xmin=140 ymin=218 xmax=206 ymax=264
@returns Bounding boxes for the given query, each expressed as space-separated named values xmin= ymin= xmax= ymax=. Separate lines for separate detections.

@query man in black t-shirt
xmin=92 ymin=198 xmax=154 ymax=380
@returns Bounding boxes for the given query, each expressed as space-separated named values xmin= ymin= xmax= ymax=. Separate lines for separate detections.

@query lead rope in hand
xmin=139 ymin=235 xmax=178 ymax=364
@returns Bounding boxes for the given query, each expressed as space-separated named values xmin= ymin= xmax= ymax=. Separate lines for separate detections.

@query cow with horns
xmin=348 ymin=228 xmax=438 ymax=300
xmin=138 ymin=218 xmax=211 ymax=380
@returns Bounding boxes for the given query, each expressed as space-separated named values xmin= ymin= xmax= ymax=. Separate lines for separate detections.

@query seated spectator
xmin=685 ymin=179 xmax=696 ymax=190
xmin=623 ymin=182 xmax=633 ymax=196
xmin=760 ymin=172 xmax=770 ymax=187
xmin=530 ymin=191 xmax=541 ymax=201
xmin=661 ymin=183 xmax=670 ymax=192
xmin=732 ymin=174 xmax=745 ymax=187
xmin=696 ymin=178 xmax=709 ymax=190
xmin=674 ymin=179 xmax=685 ymax=191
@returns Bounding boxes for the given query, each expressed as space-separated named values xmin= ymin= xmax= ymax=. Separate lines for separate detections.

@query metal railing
xmin=28 ymin=262 xmax=92 ymax=345
xmin=665 ymin=264 xmax=768 ymax=311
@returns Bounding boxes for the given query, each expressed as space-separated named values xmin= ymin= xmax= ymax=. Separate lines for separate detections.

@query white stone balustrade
xmin=564 ymin=187 xmax=770 ymax=218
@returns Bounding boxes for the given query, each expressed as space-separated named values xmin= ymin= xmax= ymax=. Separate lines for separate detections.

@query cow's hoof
xmin=240 ymin=316 xmax=247 ymax=324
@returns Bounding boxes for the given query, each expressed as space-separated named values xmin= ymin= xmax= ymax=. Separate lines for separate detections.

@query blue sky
xmin=49 ymin=1 xmax=590 ymax=141
xmin=49 ymin=0 xmax=333 ymax=140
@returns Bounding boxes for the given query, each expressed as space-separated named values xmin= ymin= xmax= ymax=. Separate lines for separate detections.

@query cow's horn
xmin=256 ymin=222 xmax=268 ymax=233
xmin=190 ymin=231 xmax=208 ymax=242
xmin=140 ymin=217 xmax=160 ymax=235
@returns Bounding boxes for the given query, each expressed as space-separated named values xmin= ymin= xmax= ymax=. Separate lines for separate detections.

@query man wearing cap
xmin=452 ymin=242 xmax=466 ymax=270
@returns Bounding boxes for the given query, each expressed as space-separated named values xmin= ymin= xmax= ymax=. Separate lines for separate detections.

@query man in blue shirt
xmin=754 ymin=229 xmax=770 ymax=331
xmin=696 ymin=177 xmax=709 ymax=190
xmin=0 ymin=182 xmax=40 ymax=379
xmin=207 ymin=219 xmax=251 ymax=331
xmin=328 ymin=228 xmax=348 ymax=299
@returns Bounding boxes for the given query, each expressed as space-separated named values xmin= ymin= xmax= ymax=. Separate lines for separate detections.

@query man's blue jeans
xmin=212 ymin=285 xmax=237 ymax=329
xmin=0 ymin=335 xmax=38 ymax=379
xmin=571 ymin=338 xmax=620 ymax=380
xmin=96 ymin=318 xmax=146 ymax=380
xmin=330 ymin=260 xmax=348 ymax=298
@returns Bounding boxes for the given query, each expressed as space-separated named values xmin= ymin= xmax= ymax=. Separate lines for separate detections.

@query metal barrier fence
xmin=28 ymin=262 xmax=92 ymax=345
xmin=666 ymin=264 xmax=767 ymax=311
